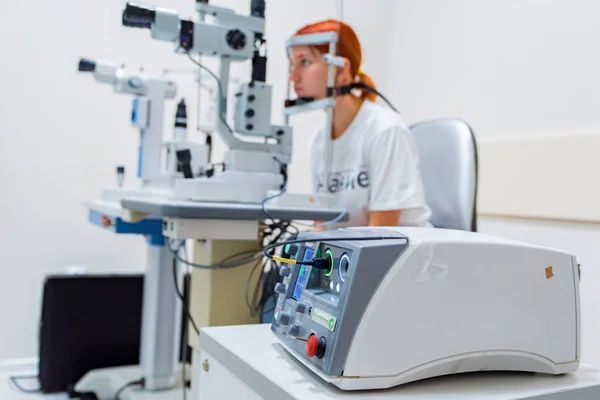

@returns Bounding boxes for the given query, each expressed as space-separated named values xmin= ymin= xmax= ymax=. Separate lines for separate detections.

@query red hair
xmin=293 ymin=19 xmax=377 ymax=102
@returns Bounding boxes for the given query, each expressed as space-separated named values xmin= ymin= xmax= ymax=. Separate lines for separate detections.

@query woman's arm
xmin=368 ymin=210 xmax=401 ymax=226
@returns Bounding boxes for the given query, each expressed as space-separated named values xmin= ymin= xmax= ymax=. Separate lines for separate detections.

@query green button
xmin=324 ymin=249 xmax=334 ymax=277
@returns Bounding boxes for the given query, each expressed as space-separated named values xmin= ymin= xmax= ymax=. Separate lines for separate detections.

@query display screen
xmin=291 ymin=247 xmax=314 ymax=300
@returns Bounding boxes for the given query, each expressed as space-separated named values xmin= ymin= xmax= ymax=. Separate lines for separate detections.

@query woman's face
xmin=288 ymin=45 xmax=329 ymax=99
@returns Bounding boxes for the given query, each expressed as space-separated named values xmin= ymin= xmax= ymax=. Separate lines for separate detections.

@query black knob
xmin=248 ymin=95 xmax=256 ymax=102
xmin=274 ymin=283 xmax=287 ymax=294
xmin=289 ymin=324 xmax=300 ymax=337
xmin=246 ymin=123 xmax=254 ymax=131
xmin=276 ymin=311 xmax=292 ymax=326
xmin=245 ymin=109 xmax=255 ymax=118
xmin=296 ymin=302 xmax=307 ymax=313
xmin=316 ymin=336 xmax=327 ymax=359
xmin=226 ymin=29 xmax=247 ymax=50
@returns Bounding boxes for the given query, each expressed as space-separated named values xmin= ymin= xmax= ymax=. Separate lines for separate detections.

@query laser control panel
xmin=270 ymin=229 xmax=409 ymax=377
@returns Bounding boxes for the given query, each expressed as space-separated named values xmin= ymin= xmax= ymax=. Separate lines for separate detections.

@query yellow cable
xmin=272 ymin=256 xmax=297 ymax=265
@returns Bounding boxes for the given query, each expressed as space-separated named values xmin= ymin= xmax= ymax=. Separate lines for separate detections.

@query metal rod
xmin=321 ymin=39 xmax=337 ymax=195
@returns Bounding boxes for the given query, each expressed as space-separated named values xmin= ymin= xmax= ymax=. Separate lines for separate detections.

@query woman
xmin=289 ymin=19 xmax=431 ymax=228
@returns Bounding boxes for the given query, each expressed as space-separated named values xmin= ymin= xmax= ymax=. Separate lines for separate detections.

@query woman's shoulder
xmin=359 ymin=100 xmax=410 ymax=138
xmin=307 ymin=126 xmax=324 ymax=150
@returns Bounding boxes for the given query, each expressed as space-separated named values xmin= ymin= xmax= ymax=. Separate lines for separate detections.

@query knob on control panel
xmin=274 ymin=283 xmax=287 ymax=294
xmin=280 ymin=266 xmax=291 ymax=277
xmin=289 ymin=324 xmax=300 ymax=337
xmin=296 ymin=302 xmax=308 ymax=313
xmin=275 ymin=311 xmax=291 ymax=326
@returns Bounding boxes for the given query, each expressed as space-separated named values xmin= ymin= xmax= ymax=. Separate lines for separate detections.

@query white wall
xmin=0 ymin=0 xmax=393 ymax=359
xmin=385 ymin=0 xmax=600 ymax=367
xmin=387 ymin=0 xmax=600 ymax=137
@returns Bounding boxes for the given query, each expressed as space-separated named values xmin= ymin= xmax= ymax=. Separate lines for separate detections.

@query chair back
xmin=409 ymin=118 xmax=478 ymax=231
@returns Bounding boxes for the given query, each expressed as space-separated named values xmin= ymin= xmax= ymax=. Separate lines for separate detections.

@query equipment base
xmin=74 ymin=363 xmax=189 ymax=400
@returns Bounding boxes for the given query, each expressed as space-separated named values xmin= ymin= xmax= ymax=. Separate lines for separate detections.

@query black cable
xmin=175 ymin=244 xmax=193 ymax=400
xmin=167 ymin=239 xmax=262 ymax=269
xmin=113 ymin=378 xmax=144 ymax=400
xmin=185 ymin=52 xmax=235 ymax=137
xmin=250 ymin=216 xmax=298 ymax=320
xmin=362 ymin=84 xmax=399 ymax=113
xmin=261 ymin=157 xmax=346 ymax=230
xmin=246 ymin=256 xmax=266 ymax=316
xmin=327 ymin=82 xmax=400 ymax=113
xmin=181 ymin=341 xmax=190 ymax=400
xmin=9 ymin=375 xmax=40 ymax=394
xmin=185 ymin=53 xmax=345 ymax=231
xmin=263 ymin=235 xmax=405 ymax=264
xmin=167 ymin=238 xmax=268 ymax=317
xmin=172 ymin=248 xmax=200 ymax=336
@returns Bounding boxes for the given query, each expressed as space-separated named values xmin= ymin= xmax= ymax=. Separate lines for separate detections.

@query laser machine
xmin=270 ymin=227 xmax=581 ymax=390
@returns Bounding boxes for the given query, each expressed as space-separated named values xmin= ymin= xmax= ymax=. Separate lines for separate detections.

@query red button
xmin=306 ymin=334 xmax=318 ymax=357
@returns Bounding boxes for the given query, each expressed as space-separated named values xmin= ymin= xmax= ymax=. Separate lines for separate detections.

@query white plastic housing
xmin=286 ymin=227 xmax=581 ymax=390
xmin=173 ymin=170 xmax=283 ymax=204
xmin=263 ymin=190 xmax=332 ymax=209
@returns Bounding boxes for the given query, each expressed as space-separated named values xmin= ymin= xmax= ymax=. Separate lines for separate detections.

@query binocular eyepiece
xmin=122 ymin=2 xmax=156 ymax=29
xmin=78 ymin=58 xmax=96 ymax=73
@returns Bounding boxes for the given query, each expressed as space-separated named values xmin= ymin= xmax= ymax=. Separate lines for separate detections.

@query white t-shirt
xmin=308 ymin=100 xmax=432 ymax=228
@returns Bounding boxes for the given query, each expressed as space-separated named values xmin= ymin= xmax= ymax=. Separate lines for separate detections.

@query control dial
xmin=226 ymin=29 xmax=247 ymax=50
xmin=275 ymin=310 xmax=291 ymax=326
xmin=296 ymin=302 xmax=308 ymax=313
xmin=280 ymin=266 xmax=292 ymax=277
xmin=274 ymin=283 xmax=287 ymax=294
xmin=289 ymin=324 xmax=300 ymax=337
xmin=338 ymin=253 xmax=350 ymax=282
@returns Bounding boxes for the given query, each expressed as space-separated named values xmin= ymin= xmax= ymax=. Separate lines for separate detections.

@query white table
xmin=197 ymin=324 xmax=600 ymax=400
xmin=75 ymin=197 xmax=347 ymax=399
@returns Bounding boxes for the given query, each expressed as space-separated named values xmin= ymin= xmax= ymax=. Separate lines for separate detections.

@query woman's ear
xmin=335 ymin=57 xmax=353 ymax=86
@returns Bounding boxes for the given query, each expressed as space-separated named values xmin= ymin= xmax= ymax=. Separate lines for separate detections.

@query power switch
xmin=306 ymin=334 xmax=327 ymax=359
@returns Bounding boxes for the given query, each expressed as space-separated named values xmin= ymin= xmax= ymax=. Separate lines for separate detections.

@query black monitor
xmin=37 ymin=273 xmax=191 ymax=394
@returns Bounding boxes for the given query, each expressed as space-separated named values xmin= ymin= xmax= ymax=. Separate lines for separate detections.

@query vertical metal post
xmin=139 ymin=236 xmax=183 ymax=390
